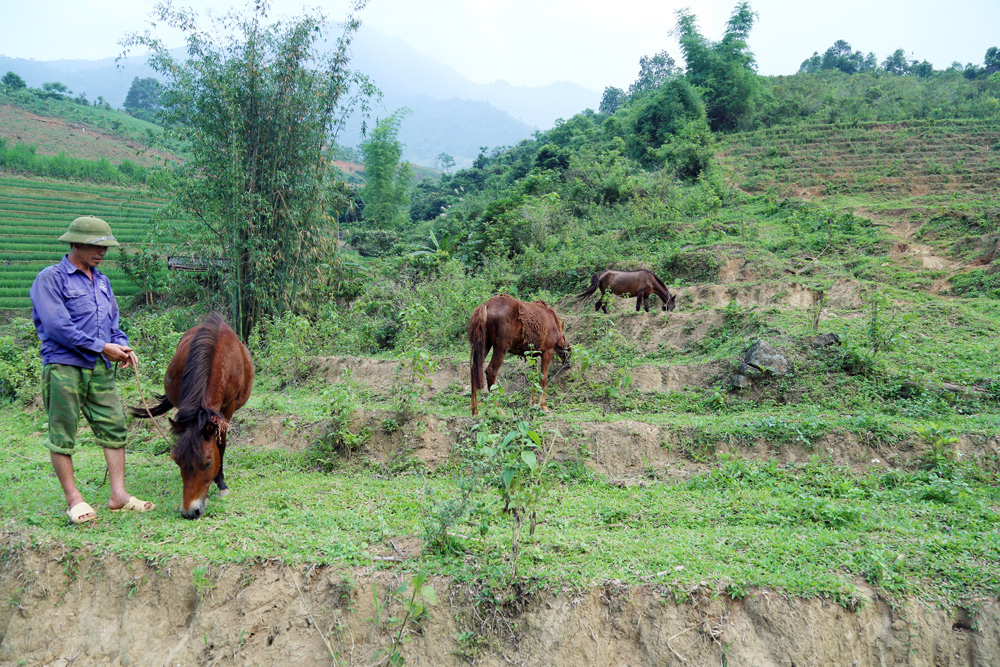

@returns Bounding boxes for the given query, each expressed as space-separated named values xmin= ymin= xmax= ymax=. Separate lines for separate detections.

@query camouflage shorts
xmin=42 ymin=363 xmax=127 ymax=455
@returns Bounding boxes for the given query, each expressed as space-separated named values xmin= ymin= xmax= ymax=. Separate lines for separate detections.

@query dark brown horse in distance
xmin=131 ymin=313 xmax=254 ymax=519
xmin=468 ymin=295 xmax=571 ymax=416
xmin=577 ymin=269 xmax=676 ymax=313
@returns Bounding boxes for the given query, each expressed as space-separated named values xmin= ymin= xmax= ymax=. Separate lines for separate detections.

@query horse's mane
xmin=646 ymin=269 xmax=670 ymax=293
xmin=172 ymin=313 xmax=225 ymax=470
xmin=521 ymin=299 xmax=561 ymax=341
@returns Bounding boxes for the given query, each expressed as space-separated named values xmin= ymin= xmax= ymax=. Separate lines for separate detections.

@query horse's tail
xmin=577 ymin=273 xmax=601 ymax=300
xmin=129 ymin=394 xmax=173 ymax=418
xmin=468 ymin=304 xmax=488 ymax=393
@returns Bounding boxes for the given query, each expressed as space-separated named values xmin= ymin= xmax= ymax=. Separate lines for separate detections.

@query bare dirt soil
xmin=0 ymin=105 xmax=179 ymax=168
xmin=2 ymin=544 xmax=998 ymax=666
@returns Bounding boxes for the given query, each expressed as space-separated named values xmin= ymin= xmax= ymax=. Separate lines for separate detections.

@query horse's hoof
xmin=218 ymin=488 xmax=231 ymax=498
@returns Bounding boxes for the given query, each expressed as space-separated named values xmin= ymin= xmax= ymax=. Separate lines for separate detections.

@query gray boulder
xmin=811 ymin=333 xmax=842 ymax=348
xmin=742 ymin=341 xmax=794 ymax=376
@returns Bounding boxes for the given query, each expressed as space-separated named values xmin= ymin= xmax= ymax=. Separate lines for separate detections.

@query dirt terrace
xmin=2 ymin=545 xmax=997 ymax=666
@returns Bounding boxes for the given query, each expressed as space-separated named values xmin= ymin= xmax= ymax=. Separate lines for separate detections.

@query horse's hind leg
xmin=537 ymin=350 xmax=554 ymax=411
xmin=636 ymin=293 xmax=644 ymax=312
xmin=215 ymin=431 xmax=230 ymax=497
xmin=471 ymin=342 xmax=492 ymax=417
xmin=485 ymin=347 xmax=507 ymax=391
xmin=598 ymin=288 xmax=610 ymax=313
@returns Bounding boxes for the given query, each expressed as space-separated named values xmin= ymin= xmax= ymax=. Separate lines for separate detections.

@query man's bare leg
xmin=103 ymin=447 xmax=153 ymax=511
xmin=103 ymin=447 xmax=130 ymax=509
xmin=50 ymin=452 xmax=93 ymax=521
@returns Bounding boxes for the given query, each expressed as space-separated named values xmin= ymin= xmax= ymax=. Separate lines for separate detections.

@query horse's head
xmin=169 ymin=412 xmax=225 ymax=520
xmin=556 ymin=319 xmax=571 ymax=364
xmin=663 ymin=289 xmax=677 ymax=312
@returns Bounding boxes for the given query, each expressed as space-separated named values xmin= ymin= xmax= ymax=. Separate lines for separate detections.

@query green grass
xmin=1 ymin=405 xmax=997 ymax=607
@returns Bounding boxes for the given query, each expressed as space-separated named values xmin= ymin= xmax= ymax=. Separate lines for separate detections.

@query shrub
xmin=649 ymin=118 xmax=715 ymax=182
xmin=349 ymin=229 xmax=401 ymax=257
xmin=948 ymin=270 xmax=1000 ymax=299
xmin=0 ymin=335 xmax=39 ymax=404
xmin=307 ymin=373 xmax=369 ymax=471
xmin=662 ymin=249 xmax=721 ymax=282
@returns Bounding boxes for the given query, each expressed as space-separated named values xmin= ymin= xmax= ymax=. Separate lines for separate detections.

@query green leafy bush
xmin=662 ymin=249 xmax=721 ymax=282
xmin=307 ymin=373 xmax=369 ymax=472
xmin=0 ymin=335 xmax=39 ymax=404
xmin=350 ymin=229 xmax=401 ymax=257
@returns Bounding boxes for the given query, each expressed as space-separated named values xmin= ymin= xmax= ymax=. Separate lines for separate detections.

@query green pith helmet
xmin=57 ymin=216 xmax=120 ymax=247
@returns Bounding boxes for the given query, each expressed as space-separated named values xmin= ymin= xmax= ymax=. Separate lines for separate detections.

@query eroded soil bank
xmin=1 ymin=546 xmax=997 ymax=666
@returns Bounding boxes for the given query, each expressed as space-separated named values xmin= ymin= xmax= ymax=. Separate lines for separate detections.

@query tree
xmin=436 ymin=152 xmax=455 ymax=173
xmin=1 ymin=72 xmax=26 ymax=90
xmin=631 ymin=77 xmax=705 ymax=163
xmin=881 ymin=49 xmax=910 ymax=76
xmin=673 ymin=1 xmax=762 ymax=132
xmin=360 ymin=110 xmax=414 ymax=231
xmin=39 ymin=81 xmax=71 ymax=99
xmin=910 ymin=60 xmax=935 ymax=78
xmin=599 ymin=86 xmax=624 ymax=114
xmin=121 ymin=1 xmax=376 ymax=339
xmin=798 ymin=40 xmax=877 ymax=75
xmin=984 ymin=47 xmax=1000 ymax=75
xmin=627 ymin=50 xmax=677 ymax=99
xmin=123 ymin=77 xmax=163 ymax=110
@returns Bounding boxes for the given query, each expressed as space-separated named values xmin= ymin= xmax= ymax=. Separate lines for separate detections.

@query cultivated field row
xmin=0 ymin=176 xmax=180 ymax=309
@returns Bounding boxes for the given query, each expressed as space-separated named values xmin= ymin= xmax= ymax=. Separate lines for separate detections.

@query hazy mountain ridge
xmin=349 ymin=29 xmax=599 ymax=128
xmin=0 ymin=27 xmax=599 ymax=168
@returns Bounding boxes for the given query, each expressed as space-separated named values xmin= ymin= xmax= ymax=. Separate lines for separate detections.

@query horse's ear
xmin=203 ymin=420 xmax=218 ymax=438
xmin=559 ymin=318 xmax=566 ymax=332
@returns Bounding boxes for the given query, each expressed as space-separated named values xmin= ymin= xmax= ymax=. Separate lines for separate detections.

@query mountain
xmin=0 ymin=55 xmax=158 ymax=107
xmin=0 ymin=27 xmax=600 ymax=169
xmin=347 ymin=29 xmax=600 ymax=129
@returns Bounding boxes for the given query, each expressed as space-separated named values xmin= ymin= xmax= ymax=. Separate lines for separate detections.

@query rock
xmin=811 ymin=333 xmax=842 ymax=348
xmin=743 ymin=341 xmax=793 ymax=376
xmin=731 ymin=374 xmax=753 ymax=390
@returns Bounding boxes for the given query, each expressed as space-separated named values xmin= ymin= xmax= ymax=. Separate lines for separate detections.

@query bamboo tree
xmin=122 ymin=1 xmax=376 ymax=339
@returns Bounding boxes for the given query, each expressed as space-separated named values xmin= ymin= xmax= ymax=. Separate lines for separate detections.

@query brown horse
xmin=577 ymin=269 xmax=676 ymax=313
xmin=468 ymin=295 xmax=570 ymax=416
xmin=131 ymin=314 xmax=254 ymax=519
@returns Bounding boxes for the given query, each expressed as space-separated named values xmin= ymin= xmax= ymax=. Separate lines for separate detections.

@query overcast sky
xmin=2 ymin=0 xmax=998 ymax=92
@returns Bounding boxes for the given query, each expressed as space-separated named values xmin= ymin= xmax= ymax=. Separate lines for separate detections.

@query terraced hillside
xmin=720 ymin=118 xmax=1000 ymax=298
xmin=2 ymin=118 xmax=1000 ymax=665
xmin=0 ymin=175 xmax=181 ymax=309
xmin=721 ymin=119 xmax=1000 ymax=201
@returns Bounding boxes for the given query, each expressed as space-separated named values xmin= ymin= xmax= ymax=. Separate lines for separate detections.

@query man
xmin=30 ymin=216 xmax=155 ymax=524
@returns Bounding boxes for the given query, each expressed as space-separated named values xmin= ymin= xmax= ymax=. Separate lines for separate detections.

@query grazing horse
xmin=468 ymin=295 xmax=570 ymax=416
xmin=131 ymin=313 xmax=254 ymax=519
xmin=577 ymin=269 xmax=676 ymax=313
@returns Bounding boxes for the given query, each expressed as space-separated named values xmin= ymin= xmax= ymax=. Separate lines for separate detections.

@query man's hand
xmin=103 ymin=343 xmax=138 ymax=369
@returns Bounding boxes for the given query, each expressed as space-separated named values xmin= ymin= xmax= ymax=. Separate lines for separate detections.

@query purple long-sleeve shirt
xmin=30 ymin=255 xmax=129 ymax=369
